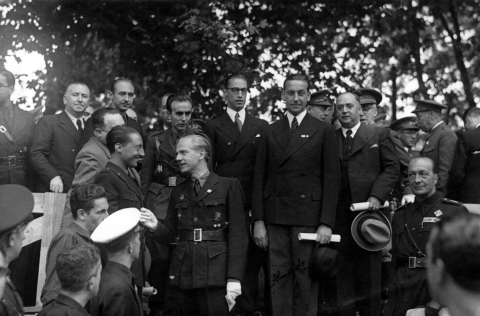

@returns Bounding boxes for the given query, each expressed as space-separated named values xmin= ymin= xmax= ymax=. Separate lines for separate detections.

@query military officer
xmin=355 ymin=88 xmax=382 ymax=125
xmin=385 ymin=157 xmax=468 ymax=316
xmin=0 ymin=70 xmax=35 ymax=187
xmin=412 ymin=99 xmax=457 ymax=197
xmin=0 ymin=184 xmax=34 ymax=316
xmin=148 ymin=135 xmax=248 ymax=316
xmin=390 ymin=116 xmax=420 ymax=158
xmin=306 ymin=89 xmax=334 ymax=122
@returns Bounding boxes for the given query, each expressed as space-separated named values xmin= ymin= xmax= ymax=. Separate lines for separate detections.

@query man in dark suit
xmin=334 ymin=92 xmax=399 ymax=316
xmin=0 ymin=69 xmax=35 ymax=187
xmin=148 ymin=134 xmax=248 ymax=315
xmin=448 ymin=107 xmax=480 ymax=203
xmin=413 ymin=99 xmax=457 ymax=197
xmin=204 ymin=74 xmax=268 ymax=314
xmin=93 ymin=126 xmax=148 ymax=294
xmin=82 ymin=78 xmax=144 ymax=146
xmin=31 ymin=82 xmax=90 ymax=193
xmin=252 ymin=74 xmax=341 ymax=316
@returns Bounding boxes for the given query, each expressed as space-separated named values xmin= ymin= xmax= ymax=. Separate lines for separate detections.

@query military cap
xmin=374 ymin=114 xmax=386 ymax=123
xmin=307 ymin=89 xmax=333 ymax=107
xmin=91 ymin=208 xmax=140 ymax=244
xmin=412 ymin=99 xmax=447 ymax=113
xmin=0 ymin=185 xmax=34 ymax=235
xmin=355 ymin=88 xmax=382 ymax=105
xmin=390 ymin=116 xmax=420 ymax=131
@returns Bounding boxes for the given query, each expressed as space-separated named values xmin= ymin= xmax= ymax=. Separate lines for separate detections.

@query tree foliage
xmin=1 ymin=0 xmax=480 ymax=126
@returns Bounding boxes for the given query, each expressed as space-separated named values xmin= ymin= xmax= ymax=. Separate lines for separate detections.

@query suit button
xmin=300 ymin=195 xmax=305 ymax=199
xmin=194 ymin=218 xmax=198 ymax=221
xmin=412 ymin=227 xmax=416 ymax=232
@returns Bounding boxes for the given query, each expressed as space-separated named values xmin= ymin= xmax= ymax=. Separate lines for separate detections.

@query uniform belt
xmin=178 ymin=229 xmax=227 ymax=242
xmin=397 ymin=256 xmax=427 ymax=269
xmin=0 ymin=156 xmax=26 ymax=166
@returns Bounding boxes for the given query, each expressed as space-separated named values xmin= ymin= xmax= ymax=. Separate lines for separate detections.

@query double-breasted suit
xmin=153 ymin=172 xmax=248 ymax=315
xmin=334 ymin=124 xmax=400 ymax=316
xmin=448 ymin=128 xmax=480 ymax=203
xmin=204 ymin=112 xmax=268 ymax=209
xmin=418 ymin=121 xmax=457 ymax=196
xmin=0 ymin=105 xmax=35 ymax=186
xmin=30 ymin=112 xmax=83 ymax=193
xmin=251 ymin=113 xmax=340 ymax=316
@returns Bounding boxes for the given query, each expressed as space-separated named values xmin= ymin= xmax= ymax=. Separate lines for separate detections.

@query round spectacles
xmin=227 ymin=88 xmax=248 ymax=96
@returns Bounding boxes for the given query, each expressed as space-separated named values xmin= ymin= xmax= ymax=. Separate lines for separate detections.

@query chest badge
xmin=206 ymin=189 xmax=212 ymax=195
xmin=434 ymin=210 xmax=443 ymax=217
xmin=214 ymin=212 xmax=222 ymax=221
xmin=179 ymin=194 xmax=184 ymax=201
xmin=178 ymin=213 xmax=182 ymax=220
xmin=301 ymin=134 xmax=310 ymax=138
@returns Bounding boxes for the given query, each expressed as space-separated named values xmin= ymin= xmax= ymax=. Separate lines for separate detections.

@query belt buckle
xmin=408 ymin=257 xmax=416 ymax=268
xmin=194 ymin=228 xmax=202 ymax=242
xmin=0 ymin=126 xmax=6 ymax=133
xmin=8 ymin=155 xmax=15 ymax=167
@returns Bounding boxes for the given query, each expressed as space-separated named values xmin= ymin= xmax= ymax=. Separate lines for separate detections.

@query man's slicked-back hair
xmin=92 ymin=108 xmax=120 ymax=129
xmin=106 ymin=126 xmax=139 ymax=153
xmin=56 ymin=243 xmax=101 ymax=293
xmin=65 ymin=82 xmax=90 ymax=95
xmin=431 ymin=212 xmax=480 ymax=293
xmin=70 ymin=184 xmax=107 ymax=219
xmin=463 ymin=107 xmax=480 ymax=122
xmin=337 ymin=92 xmax=361 ymax=107
xmin=109 ymin=77 xmax=134 ymax=94
xmin=224 ymin=73 xmax=248 ymax=89
xmin=283 ymin=74 xmax=311 ymax=91
xmin=166 ymin=93 xmax=193 ymax=113
xmin=0 ymin=69 xmax=15 ymax=87
xmin=181 ymin=134 xmax=211 ymax=162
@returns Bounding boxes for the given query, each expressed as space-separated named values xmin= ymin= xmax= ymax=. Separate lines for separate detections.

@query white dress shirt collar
xmin=65 ymin=110 xmax=84 ymax=130
xmin=431 ymin=121 xmax=443 ymax=132
xmin=226 ymin=107 xmax=246 ymax=124
xmin=286 ymin=110 xmax=307 ymax=127
xmin=341 ymin=122 xmax=361 ymax=138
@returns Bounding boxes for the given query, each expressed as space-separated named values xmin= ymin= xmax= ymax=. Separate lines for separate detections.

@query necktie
xmin=346 ymin=129 xmax=353 ymax=144
xmin=194 ymin=179 xmax=201 ymax=196
xmin=291 ymin=117 xmax=298 ymax=135
xmin=77 ymin=119 xmax=83 ymax=132
xmin=235 ymin=113 xmax=243 ymax=132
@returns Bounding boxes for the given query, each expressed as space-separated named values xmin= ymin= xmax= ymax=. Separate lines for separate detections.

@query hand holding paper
xmin=298 ymin=233 xmax=341 ymax=242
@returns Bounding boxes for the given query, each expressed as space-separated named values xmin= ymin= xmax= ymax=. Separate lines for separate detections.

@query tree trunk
xmin=390 ymin=65 xmax=398 ymax=121
xmin=409 ymin=1 xmax=428 ymax=98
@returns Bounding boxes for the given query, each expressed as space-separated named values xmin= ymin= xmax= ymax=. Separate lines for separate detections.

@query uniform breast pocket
xmin=207 ymin=243 xmax=228 ymax=286
xmin=169 ymin=246 xmax=186 ymax=286
xmin=175 ymin=202 xmax=189 ymax=223
xmin=205 ymin=199 xmax=227 ymax=222
xmin=120 ymin=193 xmax=141 ymax=208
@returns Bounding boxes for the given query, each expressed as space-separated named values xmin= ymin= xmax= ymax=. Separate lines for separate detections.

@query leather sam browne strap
xmin=0 ymin=125 xmax=15 ymax=144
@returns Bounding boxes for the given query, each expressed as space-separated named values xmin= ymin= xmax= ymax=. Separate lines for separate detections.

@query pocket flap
xmin=173 ymin=246 xmax=186 ymax=260
xmin=148 ymin=182 xmax=164 ymax=195
xmin=312 ymin=191 xmax=322 ymax=201
xmin=175 ymin=203 xmax=189 ymax=209
xmin=204 ymin=199 xmax=226 ymax=206
xmin=208 ymin=244 xmax=228 ymax=259
xmin=122 ymin=193 xmax=140 ymax=201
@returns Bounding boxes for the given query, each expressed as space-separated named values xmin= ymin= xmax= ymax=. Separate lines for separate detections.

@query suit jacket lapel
xmin=279 ymin=115 xmax=318 ymax=165
xmin=273 ymin=116 xmax=291 ymax=151
xmin=58 ymin=111 xmax=81 ymax=145
xmin=350 ymin=124 xmax=374 ymax=156
xmin=157 ymin=129 xmax=176 ymax=159
xmin=194 ymin=173 xmax=219 ymax=204
xmin=233 ymin=114 xmax=258 ymax=156
xmin=11 ymin=106 xmax=27 ymax=137
xmin=218 ymin=112 xmax=240 ymax=142
xmin=108 ymin=163 xmax=143 ymax=202
xmin=336 ymin=128 xmax=343 ymax=161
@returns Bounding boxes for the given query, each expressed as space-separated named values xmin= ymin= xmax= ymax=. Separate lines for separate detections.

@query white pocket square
xmin=370 ymin=144 xmax=379 ymax=148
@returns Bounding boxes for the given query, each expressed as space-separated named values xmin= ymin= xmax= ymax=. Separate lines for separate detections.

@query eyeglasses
xmin=227 ymin=88 xmax=248 ymax=96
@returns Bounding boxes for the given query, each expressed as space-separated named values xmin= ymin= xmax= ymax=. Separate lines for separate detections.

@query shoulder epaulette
xmin=442 ymin=198 xmax=462 ymax=206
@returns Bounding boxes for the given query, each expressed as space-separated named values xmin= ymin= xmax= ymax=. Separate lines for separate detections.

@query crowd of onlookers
xmin=1 ymin=68 xmax=480 ymax=316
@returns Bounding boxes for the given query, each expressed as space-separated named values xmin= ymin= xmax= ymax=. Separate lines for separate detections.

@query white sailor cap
xmin=91 ymin=208 xmax=141 ymax=244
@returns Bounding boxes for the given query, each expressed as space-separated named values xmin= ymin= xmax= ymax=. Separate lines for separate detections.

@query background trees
xmin=1 ymin=0 xmax=479 ymax=127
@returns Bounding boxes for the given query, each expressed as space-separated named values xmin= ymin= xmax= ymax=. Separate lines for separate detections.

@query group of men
xmin=0 ymin=67 xmax=480 ymax=316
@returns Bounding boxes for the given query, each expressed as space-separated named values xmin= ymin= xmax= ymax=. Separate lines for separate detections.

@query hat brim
xmin=309 ymin=245 xmax=342 ymax=280
xmin=351 ymin=211 xmax=392 ymax=252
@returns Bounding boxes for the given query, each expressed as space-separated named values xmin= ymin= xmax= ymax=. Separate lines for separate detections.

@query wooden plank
xmin=35 ymin=192 xmax=66 ymax=306
xmin=463 ymin=204 xmax=480 ymax=215
xmin=32 ymin=193 xmax=46 ymax=214
xmin=23 ymin=217 xmax=43 ymax=247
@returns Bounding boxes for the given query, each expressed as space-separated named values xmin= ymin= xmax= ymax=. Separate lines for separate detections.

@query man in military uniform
xmin=385 ymin=157 xmax=468 ymax=316
xmin=149 ymin=135 xmax=248 ymax=315
xmin=390 ymin=116 xmax=420 ymax=159
xmin=413 ymin=99 xmax=457 ymax=197
xmin=140 ymin=93 xmax=201 ymax=315
xmin=0 ymin=70 xmax=35 ymax=187
xmin=0 ymin=184 xmax=34 ymax=316
xmin=306 ymin=89 xmax=334 ymax=122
